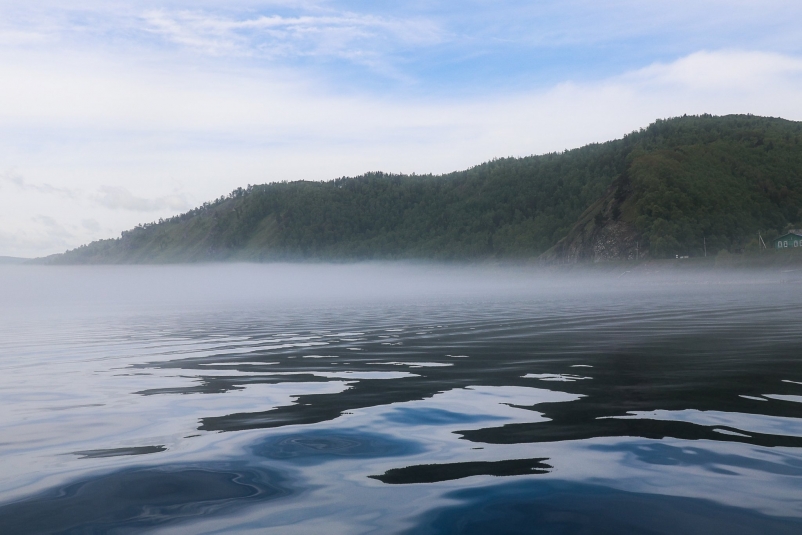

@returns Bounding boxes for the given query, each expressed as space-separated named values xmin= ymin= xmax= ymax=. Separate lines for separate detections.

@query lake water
xmin=1 ymin=263 xmax=801 ymax=534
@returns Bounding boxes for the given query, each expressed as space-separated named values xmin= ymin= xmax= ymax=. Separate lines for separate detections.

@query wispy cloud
xmin=32 ymin=214 xmax=71 ymax=236
xmin=2 ymin=1 xmax=800 ymax=87
xmin=0 ymin=214 xmax=75 ymax=257
xmin=95 ymin=186 xmax=190 ymax=212
xmin=140 ymin=8 xmax=443 ymax=77
xmin=1 ymin=170 xmax=77 ymax=198
xmin=0 ymin=28 xmax=51 ymax=46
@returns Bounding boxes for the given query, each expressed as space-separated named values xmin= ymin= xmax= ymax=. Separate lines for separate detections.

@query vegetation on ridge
xmin=47 ymin=114 xmax=802 ymax=263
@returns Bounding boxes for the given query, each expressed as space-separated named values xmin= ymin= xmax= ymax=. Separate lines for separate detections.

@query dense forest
xmin=46 ymin=114 xmax=802 ymax=263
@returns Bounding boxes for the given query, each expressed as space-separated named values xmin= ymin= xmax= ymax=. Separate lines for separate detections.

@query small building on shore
xmin=774 ymin=230 xmax=802 ymax=249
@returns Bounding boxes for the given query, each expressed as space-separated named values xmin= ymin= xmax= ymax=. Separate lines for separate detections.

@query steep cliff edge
xmin=540 ymin=175 xmax=643 ymax=263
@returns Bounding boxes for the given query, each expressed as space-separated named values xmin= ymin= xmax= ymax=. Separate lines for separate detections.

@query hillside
xmin=45 ymin=114 xmax=802 ymax=264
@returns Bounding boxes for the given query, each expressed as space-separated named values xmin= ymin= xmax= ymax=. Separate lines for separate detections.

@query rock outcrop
xmin=540 ymin=177 xmax=645 ymax=263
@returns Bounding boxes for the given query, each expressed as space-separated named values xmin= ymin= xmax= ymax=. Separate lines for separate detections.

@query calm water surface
xmin=1 ymin=264 xmax=801 ymax=534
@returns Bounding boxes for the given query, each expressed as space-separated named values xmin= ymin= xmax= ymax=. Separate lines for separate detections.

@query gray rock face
xmin=544 ymin=220 xmax=642 ymax=264
xmin=539 ymin=180 xmax=644 ymax=264
xmin=591 ymin=221 xmax=641 ymax=262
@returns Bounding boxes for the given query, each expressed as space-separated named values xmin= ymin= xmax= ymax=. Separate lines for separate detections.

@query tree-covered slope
xmin=47 ymin=114 xmax=802 ymax=264
xmin=544 ymin=114 xmax=802 ymax=261
xmin=627 ymin=120 xmax=802 ymax=256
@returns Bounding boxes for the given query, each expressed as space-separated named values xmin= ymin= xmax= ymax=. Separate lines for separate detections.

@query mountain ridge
xmin=42 ymin=114 xmax=802 ymax=264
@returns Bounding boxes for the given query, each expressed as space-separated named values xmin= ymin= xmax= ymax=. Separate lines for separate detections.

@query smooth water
xmin=1 ymin=264 xmax=801 ymax=534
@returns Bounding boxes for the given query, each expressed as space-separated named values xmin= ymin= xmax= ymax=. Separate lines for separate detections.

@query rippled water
xmin=1 ymin=264 xmax=801 ymax=534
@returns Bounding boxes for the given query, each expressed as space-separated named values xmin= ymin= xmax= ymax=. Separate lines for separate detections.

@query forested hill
xmin=46 ymin=114 xmax=802 ymax=264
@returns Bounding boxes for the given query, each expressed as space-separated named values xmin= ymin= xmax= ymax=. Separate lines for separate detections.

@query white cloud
xmin=628 ymin=50 xmax=802 ymax=91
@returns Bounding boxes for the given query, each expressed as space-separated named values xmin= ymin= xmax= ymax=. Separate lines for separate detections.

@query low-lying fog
xmin=1 ymin=262 xmax=797 ymax=314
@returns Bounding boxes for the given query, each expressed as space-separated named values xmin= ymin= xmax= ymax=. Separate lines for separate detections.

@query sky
xmin=1 ymin=1 xmax=802 ymax=257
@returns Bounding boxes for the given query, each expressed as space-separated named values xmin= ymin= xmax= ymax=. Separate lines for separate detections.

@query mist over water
xmin=1 ymin=263 xmax=801 ymax=534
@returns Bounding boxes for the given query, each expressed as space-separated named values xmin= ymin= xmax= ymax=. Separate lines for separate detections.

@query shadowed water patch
xmin=384 ymin=407 xmax=506 ymax=426
xmin=0 ymin=464 xmax=292 ymax=534
xmin=457 ymin=417 xmax=802 ymax=448
xmin=72 ymin=445 xmax=166 ymax=459
xmin=253 ymin=430 xmax=421 ymax=465
xmin=405 ymin=480 xmax=802 ymax=535
xmin=370 ymin=458 xmax=551 ymax=484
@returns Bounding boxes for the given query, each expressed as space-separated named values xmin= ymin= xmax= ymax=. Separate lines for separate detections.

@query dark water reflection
xmin=73 ymin=446 xmax=167 ymax=459
xmin=254 ymin=430 xmax=421 ymax=464
xmin=370 ymin=458 xmax=552 ymax=484
xmin=0 ymin=464 xmax=292 ymax=534
xmin=1 ymin=264 xmax=801 ymax=533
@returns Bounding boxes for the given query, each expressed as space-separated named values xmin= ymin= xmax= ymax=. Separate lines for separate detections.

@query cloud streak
xmin=142 ymin=9 xmax=443 ymax=60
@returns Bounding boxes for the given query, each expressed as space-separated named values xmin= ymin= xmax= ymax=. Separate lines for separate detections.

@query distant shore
xmin=0 ymin=256 xmax=30 ymax=265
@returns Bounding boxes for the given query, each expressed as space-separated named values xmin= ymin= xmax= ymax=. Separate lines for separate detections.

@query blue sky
xmin=1 ymin=1 xmax=802 ymax=256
